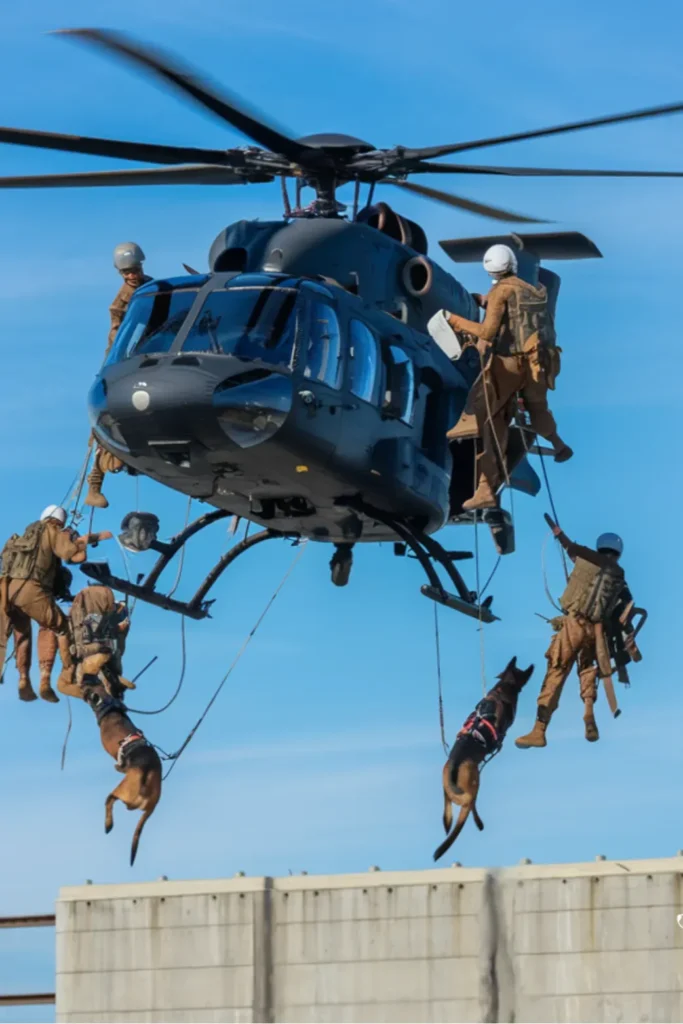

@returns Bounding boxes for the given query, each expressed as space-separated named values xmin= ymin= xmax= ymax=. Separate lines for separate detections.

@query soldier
xmin=515 ymin=515 xmax=632 ymax=748
xmin=85 ymin=242 xmax=152 ymax=509
xmin=69 ymin=584 xmax=134 ymax=699
xmin=447 ymin=244 xmax=572 ymax=511
xmin=0 ymin=506 xmax=112 ymax=703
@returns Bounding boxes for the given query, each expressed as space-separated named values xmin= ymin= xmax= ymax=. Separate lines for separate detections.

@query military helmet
xmin=40 ymin=504 xmax=66 ymax=525
xmin=114 ymin=242 xmax=145 ymax=271
xmin=483 ymin=244 xmax=518 ymax=277
xmin=596 ymin=532 xmax=623 ymax=556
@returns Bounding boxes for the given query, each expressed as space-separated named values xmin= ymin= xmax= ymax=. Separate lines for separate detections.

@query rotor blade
xmin=54 ymin=28 xmax=322 ymax=165
xmin=384 ymin=180 xmax=548 ymax=224
xmin=0 ymin=125 xmax=236 ymax=166
xmin=415 ymin=161 xmax=683 ymax=178
xmin=0 ymin=165 xmax=260 ymax=189
xmin=408 ymin=101 xmax=683 ymax=159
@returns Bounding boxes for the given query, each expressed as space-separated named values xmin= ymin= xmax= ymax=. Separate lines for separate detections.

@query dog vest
xmin=116 ymin=732 xmax=149 ymax=771
xmin=458 ymin=697 xmax=501 ymax=756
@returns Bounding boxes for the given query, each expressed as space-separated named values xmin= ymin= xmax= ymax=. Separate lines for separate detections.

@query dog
xmin=433 ymin=657 xmax=534 ymax=862
xmin=84 ymin=681 xmax=162 ymax=866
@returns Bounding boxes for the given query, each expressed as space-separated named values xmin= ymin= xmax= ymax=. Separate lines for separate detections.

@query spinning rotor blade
xmin=416 ymin=161 xmax=683 ymax=177
xmin=0 ymin=125 xmax=233 ymax=166
xmin=410 ymin=100 xmax=683 ymax=159
xmin=386 ymin=180 xmax=548 ymax=224
xmin=0 ymin=165 xmax=255 ymax=189
xmin=54 ymin=28 xmax=323 ymax=166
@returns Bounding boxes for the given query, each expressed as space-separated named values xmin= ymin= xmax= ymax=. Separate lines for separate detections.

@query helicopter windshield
xmin=181 ymin=286 xmax=297 ymax=366
xmin=105 ymin=287 xmax=200 ymax=366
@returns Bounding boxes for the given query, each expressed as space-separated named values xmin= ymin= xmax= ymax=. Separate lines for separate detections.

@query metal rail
xmin=0 ymin=914 xmax=56 ymax=1007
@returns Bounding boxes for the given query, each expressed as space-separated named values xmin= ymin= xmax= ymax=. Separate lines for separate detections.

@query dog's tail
xmin=130 ymin=805 xmax=155 ymax=867
xmin=433 ymin=804 xmax=471 ymax=862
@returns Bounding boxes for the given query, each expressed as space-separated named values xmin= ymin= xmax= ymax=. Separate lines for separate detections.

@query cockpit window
xmin=105 ymin=288 xmax=199 ymax=365
xmin=181 ymin=287 xmax=297 ymax=366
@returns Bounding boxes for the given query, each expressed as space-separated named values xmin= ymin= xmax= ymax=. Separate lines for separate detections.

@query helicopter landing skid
xmin=80 ymin=513 xmax=287 ymax=619
xmin=346 ymin=499 xmax=499 ymax=623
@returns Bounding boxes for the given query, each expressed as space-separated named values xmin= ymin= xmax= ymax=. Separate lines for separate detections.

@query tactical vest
xmin=560 ymin=557 xmax=625 ymax=624
xmin=501 ymin=279 xmax=556 ymax=356
xmin=0 ymin=521 xmax=49 ymax=585
xmin=71 ymin=602 xmax=123 ymax=663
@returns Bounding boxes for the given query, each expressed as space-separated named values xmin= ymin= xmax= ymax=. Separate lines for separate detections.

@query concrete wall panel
xmin=55 ymin=859 xmax=683 ymax=1023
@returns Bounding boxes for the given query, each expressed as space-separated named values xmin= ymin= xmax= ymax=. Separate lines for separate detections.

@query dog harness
xmin=85 ymin=689 xmax=127 ymax=726
xmin=457 ymin=697 xmax=501 ymax=756
xmin=115 ymin=732 xmax=149 ymax=771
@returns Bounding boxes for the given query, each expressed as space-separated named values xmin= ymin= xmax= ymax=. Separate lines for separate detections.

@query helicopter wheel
xmin=330 ymin=544 xmax=353 ymax=587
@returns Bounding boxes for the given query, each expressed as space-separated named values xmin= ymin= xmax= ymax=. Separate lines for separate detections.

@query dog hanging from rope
xmin=433 ymin=657 xmax=534 ymax=861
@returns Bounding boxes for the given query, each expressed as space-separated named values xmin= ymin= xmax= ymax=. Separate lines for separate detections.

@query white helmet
xmin=596 ymin=532 xmax=623 ymax=556
xmin=114 ymin=242 xmax=145 ymax=271
xmin=40 ymin=505 xmax=67 ymax=525
xmin=483 ymin=244 xmax=518 ymax=278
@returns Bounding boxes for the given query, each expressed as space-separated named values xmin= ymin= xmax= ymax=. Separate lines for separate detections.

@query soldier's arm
xmin=54 ymin=529 xmax=113 ymax=564
xmin=448 ymin=286 xmax=508 ymax=342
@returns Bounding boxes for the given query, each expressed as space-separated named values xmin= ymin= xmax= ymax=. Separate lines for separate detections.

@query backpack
xmin=0 ymin=521 xmax=45 ymax=581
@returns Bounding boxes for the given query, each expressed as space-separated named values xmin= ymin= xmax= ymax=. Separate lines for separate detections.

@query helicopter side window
xmin=105 ymin=288 xmax=200 ymax=366
xmin=303 ymin=302 xmax=342 ymax=389
xmin=384 ymin=345 xmax=416 ymax=424
xmin=181 ymin=287 xmax=297 ymax=366
xmin=348 ymin=319 xmax=380 ymax=404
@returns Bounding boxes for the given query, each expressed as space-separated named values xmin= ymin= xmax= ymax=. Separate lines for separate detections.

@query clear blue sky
xmin=1 ymin=0 xmax=682 ymax=1016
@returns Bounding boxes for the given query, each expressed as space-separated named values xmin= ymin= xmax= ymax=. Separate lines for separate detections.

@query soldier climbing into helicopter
xmin=85 ymin=242 xmax=152 ymax=510
xmin=515 ymin=515 xmax=642 ymax=748
xmin=0 ymin=506 xmax=113 ymax=702
xmin=446 ymin=244 xmax=573 ymax=512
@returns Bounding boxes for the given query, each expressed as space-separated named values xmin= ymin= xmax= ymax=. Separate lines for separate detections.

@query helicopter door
xmin=333 ymin=318 xmax=383 ymax=472
xmin=294 ymin=297 xmax=344 ymax=465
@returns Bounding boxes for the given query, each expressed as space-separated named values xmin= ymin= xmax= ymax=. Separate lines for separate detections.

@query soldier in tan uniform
xmin=40 ymin=584 xmax=134 ymax=701
xmin=447 ymin=244 xmax=572 ymax=511
xmin=0 ymin=506 xmax=112 ymax=702
xmin=85 ymin=242 xmax=152 ymax=509
xmin=515 ymin=518 xmax=632 ymax=748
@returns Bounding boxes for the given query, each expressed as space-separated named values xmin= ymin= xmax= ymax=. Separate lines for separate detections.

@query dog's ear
xmin=521 ymin=664 xmax=535 ymax=684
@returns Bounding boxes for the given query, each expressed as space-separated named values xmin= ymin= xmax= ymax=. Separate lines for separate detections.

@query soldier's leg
xmin=85 ymin=448 xmax=109 ymax=509
xmin=11 ymin=610 xmax=37 ymax=702
xmin=37 ymin=627 xmax=59 ymax=696
xmin=520 ymin=372 xmax=573 ymax=463
xmin=12 ymin=582 xmax=71 ymax=703
xmin=464 ymin=357 xmax=523 ymax=510
xmin=578 ymin=642 xmax=599 ymax=743
xmin=516 ymin=618 xmax=580 ymax=748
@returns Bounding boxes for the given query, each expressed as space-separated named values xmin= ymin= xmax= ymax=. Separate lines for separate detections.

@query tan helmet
xmin=114 ymin=242 xmax=145 ymax=271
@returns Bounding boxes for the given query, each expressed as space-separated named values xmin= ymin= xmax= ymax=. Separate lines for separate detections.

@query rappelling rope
xmin=167 ymin=498 xmax=193 ymax=600
xmin=127 ymin=615 xmax=187 ymax=716
xmin=64 ymin=439 xmax=95 ymax=526
xmin=433 ymin=604 xmax=448 ymax=755
xmin=472 ymin=439 xmax=488 ymax=697
xmin=537 ymin=444 xmax=569 ymax=583
xmin=160 ymin=540 xmax=308 ymax=781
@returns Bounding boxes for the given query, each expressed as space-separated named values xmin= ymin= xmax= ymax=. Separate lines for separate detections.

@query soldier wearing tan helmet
xmin=447 ymin=244 xmax=572 ymax=511
xmin=85 ymin=243 xmax=152 ymax=509
xmin=515 ymin=518 xmax=635 ymax=748
xmin=0 ymin=506 xmax=112 ymax=702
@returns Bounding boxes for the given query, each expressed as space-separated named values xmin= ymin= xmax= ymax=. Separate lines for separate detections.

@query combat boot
xmin=39 ymin=672 xmax=59 ymax=704
xmin=462 ymin=479 xmax=498 ymax=512
xmin=583 ymin=701 xmax=599 ymax=742
xmin=515 ymin=706 xmax=550 ymax=749
xmin=18 ymin=676 xmax=38 ymax=702
xmin=548 ymin=433 xmax=573 ymax=464
xmin=56 ymin=634 xmax=76 ymax=698
xmin=85 ymin=467 xmax=109 ymax=509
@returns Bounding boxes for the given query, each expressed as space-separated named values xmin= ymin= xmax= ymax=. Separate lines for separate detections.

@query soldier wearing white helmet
xmin=0 ymin=508 xmax=113 ymax=703
xmin=516 ymin=514 xmax=637 ymax=750
xmin=446 ymin=243 xmax=572 ymax=511
xmin=85 ymin=243 xmax=153 ymax=509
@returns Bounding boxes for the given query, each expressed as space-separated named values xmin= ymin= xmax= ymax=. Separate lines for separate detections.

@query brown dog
xmin=84 ymin=682 xmax=162 ymax=866
xmin=433 ymin=657 xmax=534 ymax=861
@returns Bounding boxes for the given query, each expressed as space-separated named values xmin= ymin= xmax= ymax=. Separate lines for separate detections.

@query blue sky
xmin=1 ymin=0 xmax=683 ymax=1016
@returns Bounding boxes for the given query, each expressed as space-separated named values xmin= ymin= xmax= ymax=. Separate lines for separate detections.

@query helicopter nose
xmin=212 ymin=371 xmax=293 ymax=448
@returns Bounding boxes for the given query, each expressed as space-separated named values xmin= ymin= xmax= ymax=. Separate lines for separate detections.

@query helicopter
xmin=3 ymin=29 xmax=683 ymax=624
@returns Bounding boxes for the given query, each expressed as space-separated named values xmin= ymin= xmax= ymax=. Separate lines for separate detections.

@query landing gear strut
xmin=330 ymin=543 xmax=354 ymax=587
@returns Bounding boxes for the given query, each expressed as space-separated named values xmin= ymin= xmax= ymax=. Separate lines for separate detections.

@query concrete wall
xmin=55 ymin=857 xmax=683 ymax=1023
